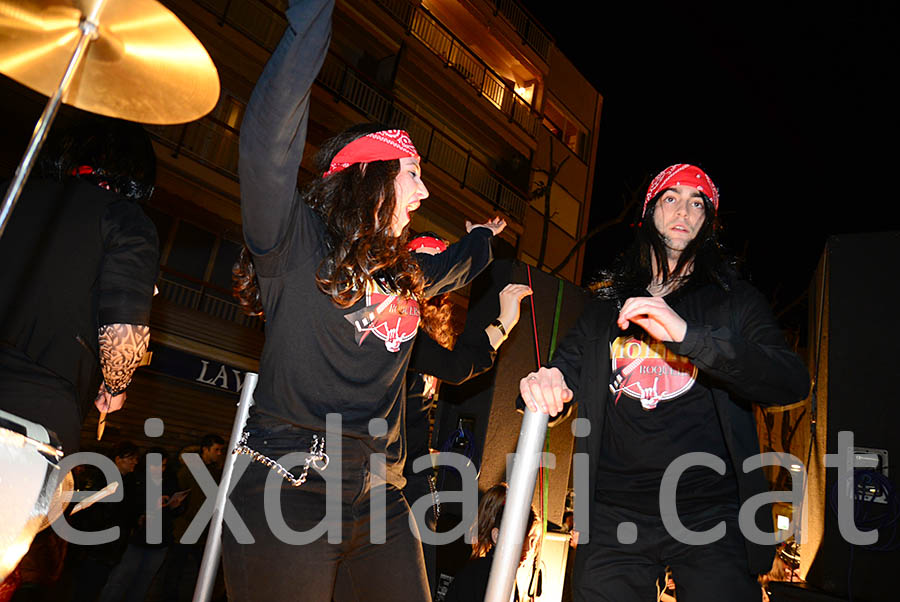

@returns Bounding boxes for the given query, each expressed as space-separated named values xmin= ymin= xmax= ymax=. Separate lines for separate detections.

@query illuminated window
xmin=514 ymin=82 xmax=535 ymax=105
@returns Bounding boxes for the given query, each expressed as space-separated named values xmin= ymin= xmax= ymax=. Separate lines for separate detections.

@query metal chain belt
xmin=233 ymin=431 xmax=329 ymax=487
xmin=428 ymin=472 xmax=441 ymax=521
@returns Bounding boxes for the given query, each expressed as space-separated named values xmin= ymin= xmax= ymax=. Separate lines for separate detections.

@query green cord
xmin=542 ymin=279 xmax=565 ymax=532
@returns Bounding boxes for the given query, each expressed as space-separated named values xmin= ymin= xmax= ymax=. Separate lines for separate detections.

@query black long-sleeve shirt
xmin=239 ymin=0 xmax=493 ymax=486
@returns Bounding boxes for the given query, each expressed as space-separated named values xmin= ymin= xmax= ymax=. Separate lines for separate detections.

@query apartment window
xmin=208 ymin=239 xmax=243 ymax=300
xmin=142 ymin=205 xmax=174 ymax=250
xmin=542 ymin=100 xmax=589 ymax=161
xmin=166 ymin=220 xmax=216 ymax=287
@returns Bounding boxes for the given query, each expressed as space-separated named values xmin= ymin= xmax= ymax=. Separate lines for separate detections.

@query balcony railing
xmin=157 ymin=0 xmax=528 ymax=220
xmin=493 ymin=0 xmax=551 ymax=61
xmin=377 ymin=1 xmax=539 ymax=138
xmin=157 ymin=267 xmax=264 ymax=331
xmin=146 ymin=110 xmax=241 ymax=180
xmin=319 ymin=55 xmax=528 ymax=221
xmin=179 ymin=0 xmax=543 ymax=138
xmin=187 ymin=0 xmax=287 ymax=51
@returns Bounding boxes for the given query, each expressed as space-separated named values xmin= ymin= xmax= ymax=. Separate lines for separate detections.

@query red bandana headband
xmin=643 ymin=164 xmax=719 ymax=216
xmin=324 ymin=129 xmax=419 ymax=177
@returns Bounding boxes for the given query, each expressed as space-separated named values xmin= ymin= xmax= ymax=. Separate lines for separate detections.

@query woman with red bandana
xmin=222 ymin=1 xmax=503 ymax=600
xmin=519 ymin=165 xmax=809 ymax=601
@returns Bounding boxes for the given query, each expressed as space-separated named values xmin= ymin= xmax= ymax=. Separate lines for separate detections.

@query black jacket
xmin=548 ymin=277 xmax=809 ymax=576
xmin=0 ymin=178 xmax=158 ymax=445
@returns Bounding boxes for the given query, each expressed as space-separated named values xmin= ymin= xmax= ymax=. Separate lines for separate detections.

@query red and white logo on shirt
xmin=609 ymin=336 xmax=697 ymax=410
xmin=343 ymin=282 xmax=420 ymax=352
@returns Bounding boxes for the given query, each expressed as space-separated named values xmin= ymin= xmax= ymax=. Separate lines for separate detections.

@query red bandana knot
xmin=324 ymin=129 xmax=420 ymax=177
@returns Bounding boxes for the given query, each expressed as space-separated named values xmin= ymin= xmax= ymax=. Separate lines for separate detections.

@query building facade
xmin=0 ymin=0 xmax=602 ymax=457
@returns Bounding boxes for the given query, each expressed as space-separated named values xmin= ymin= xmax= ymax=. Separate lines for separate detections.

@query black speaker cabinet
xmin=433 ymin=259 xmax=588 ymax=525
xmin=804 ymin=232 xmax=900 ymax=601
xmin=769 ymin=582 xmax=847 ymax=602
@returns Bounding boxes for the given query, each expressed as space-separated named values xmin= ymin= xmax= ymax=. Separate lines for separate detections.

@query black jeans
xmin=575 ymin=502 xmax=762 ymax=602
xmin=222 ymin=423 xmax=430 ymax=601
xmin=404 ymin=469 xmax=439 ymax=598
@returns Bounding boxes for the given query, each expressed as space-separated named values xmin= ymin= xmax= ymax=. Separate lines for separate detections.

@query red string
xmin=526 ymin=265 xmax=542 ymax=368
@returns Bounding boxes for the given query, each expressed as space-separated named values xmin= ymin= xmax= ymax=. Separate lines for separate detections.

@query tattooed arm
xmin=95 ymin=323 xmax=150 ymax=413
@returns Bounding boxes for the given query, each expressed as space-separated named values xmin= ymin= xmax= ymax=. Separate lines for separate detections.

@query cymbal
xmin=0 ymin=0 xmax=220 ymax=125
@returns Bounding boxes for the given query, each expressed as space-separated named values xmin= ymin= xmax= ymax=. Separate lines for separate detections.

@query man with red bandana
xmin=519 ymin=165 xmax=809 ymax=601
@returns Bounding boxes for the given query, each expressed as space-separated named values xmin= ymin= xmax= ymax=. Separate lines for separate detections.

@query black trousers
xmin=574 ymin=502 xmax=762 ymax=602
xmin=222 ymin=424 xmax=430 ymax=602
xmin=404 ymin=469 xmax=439 ymax=598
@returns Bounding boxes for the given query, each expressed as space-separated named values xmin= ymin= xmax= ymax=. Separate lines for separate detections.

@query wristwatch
xmin=103 ymin=381 xmax=127 ymax=397
xmin=490 ymin=319 xmax=507 ymax=337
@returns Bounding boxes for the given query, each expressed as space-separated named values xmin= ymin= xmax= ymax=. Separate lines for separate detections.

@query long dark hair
xmin=304 ymin=123 xmax=424 ymax=308
xmin=37 ymin=116 xmax=156 ymax=202
xmin=471 ymin=483 xmax=537 ymax=558
xmin=420 ymin=295 xmax=456 ymax=349
xmin=233 ymin=246 xmax=264 ymax=318
xmin=233 ymin=123 xmax=431 ymax=323
xmin=591 ymin=192 xmax=733 ymax=301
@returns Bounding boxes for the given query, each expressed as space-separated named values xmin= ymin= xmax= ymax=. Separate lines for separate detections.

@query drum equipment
xmin=0 ymin=409 xmax=71 ymax=582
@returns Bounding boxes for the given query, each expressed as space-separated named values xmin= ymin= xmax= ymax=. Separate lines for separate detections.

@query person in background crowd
xmin=162 ymin=434 xmax=226 ymax=602
xmin=98 ymin=448 xmax=185 ymax=602
xmin=62 ymin=441 xmax=141 ymax=602
xmin=443 ymin=483 xmax=541 ymax=602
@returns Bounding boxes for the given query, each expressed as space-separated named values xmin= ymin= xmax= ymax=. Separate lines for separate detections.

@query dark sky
xmin=523 ymin=1 xmax=898 ymax=332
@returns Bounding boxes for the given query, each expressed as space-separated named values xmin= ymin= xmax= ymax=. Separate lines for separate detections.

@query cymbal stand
xmin=0 ymin=0 xmax=108 ymax=239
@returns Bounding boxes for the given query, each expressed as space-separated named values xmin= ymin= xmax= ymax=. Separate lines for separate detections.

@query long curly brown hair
xmin=304 ymin=124 xmax=424 ymax=308
xmin=419 ymin=295 xmax=455 ymax=349
xmin=232 ymin=246 xmax=264 ymax=318
xmin=233 ymin=123 xmax=434 ymax=330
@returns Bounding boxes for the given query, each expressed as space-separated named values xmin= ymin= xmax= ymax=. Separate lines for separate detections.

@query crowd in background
xmin=4 ymin=434 xmax=226 ymax=602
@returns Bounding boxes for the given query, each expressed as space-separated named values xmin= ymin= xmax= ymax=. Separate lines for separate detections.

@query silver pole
xmin=484 ymin=409 xmax=548 ymax=602
xmin=0 ymin=2 xmax=107 ymax=239
xmin=192 ymin=372 xmax=257 ymax=602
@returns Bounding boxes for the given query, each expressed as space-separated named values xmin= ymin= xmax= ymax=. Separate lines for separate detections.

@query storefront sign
xmin=147 ymin=343 xmax=249 ymax=395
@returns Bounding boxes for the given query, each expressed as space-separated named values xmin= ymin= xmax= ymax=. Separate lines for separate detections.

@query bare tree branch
xmin=548 ymin=194 xmax=638 ymax=276
xmin=535 ymin=143 xmax=570 ymax=268
xmin=548 ymin=172 xmax=649 ymax=278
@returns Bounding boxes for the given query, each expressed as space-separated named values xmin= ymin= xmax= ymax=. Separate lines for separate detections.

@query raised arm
xmin=409 ymin=333 xmax=494 ymax=385
xmin=410 ymin=283 xmax=531 ymax=383
xmin=417 ymin=218 xmax=505 ymax=296
xmin=239 ymin=0 xmax=335 ymax=254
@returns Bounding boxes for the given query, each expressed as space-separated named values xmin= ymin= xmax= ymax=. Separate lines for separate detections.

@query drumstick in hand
xmin=97 ymin=395 xmax=109 ymax=441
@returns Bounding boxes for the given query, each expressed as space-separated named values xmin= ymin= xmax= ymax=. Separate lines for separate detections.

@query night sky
xmin=523 ymin=1 xmax=898 ymax=334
